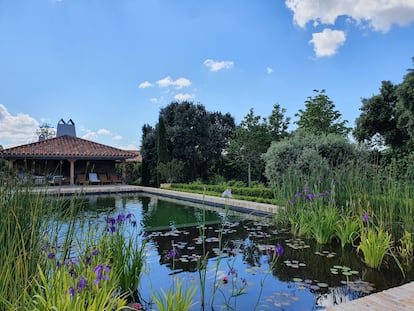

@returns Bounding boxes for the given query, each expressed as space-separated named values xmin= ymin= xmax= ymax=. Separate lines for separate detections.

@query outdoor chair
xmin=88 ymin=173 xmax=101 ymax=185
xmin=48 ymin=175 xmax=63 ymax=186
xmin=109 ymin=173 xmax=122 ymax=184
xmin=76 ymin=174 xmax=88 ymax=185
xmin=99 ymin=173 xmax=111 ymax=184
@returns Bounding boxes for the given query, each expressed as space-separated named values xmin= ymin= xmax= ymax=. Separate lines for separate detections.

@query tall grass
xmin=272 ymin=161 xmax=414 ymax=246
xmin=0 ymin=184 xmax=52 ymax=309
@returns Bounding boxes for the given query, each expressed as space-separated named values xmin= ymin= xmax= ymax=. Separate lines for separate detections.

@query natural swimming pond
xmin=58 ymin=193 xmax=413 ymax=310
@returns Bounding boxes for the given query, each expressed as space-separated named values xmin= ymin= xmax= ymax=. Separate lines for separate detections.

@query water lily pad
xmin=317 ymin=282 xmax=329 ymax=288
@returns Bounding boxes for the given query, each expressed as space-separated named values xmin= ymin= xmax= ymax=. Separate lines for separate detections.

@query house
xmin=0 ymin=119 xmax=139 ymax=185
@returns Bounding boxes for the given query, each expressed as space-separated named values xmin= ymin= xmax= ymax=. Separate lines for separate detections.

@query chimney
xmin=56 ymin=119 xmax=76 ymax=137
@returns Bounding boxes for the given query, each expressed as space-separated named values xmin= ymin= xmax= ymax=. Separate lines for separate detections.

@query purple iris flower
xmin=107 ymin=217 xmax=116 ymax=225
xmin=275 ymin=243 xmax=284 ymax=256
xmin=117 ymin=213 xmax=126 ymax=223
xmin=77 ymin=277 xmax=87 ymax=291
xmin=93 ymin=264 xmax=110 ymax=286
xmin=68 ymin=286 xmax=76 ymax=296
xmin=228 ymin=268 xmax=237 ymax=275
xmin=167 ymin=249 xmax=179 ymax=259
xmin=362 ymin=213 xmax=369 ymax=222
xmin=48 ymin=252 xmax=55 ymax=259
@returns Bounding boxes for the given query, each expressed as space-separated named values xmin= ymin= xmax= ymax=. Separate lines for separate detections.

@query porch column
xmin=69 ymin=160 xmax=76 ymax=185
xmin=121 ymin=161 xmax=126 ymax=184
xmin=8 ymin=160 xmax=14 ymax=170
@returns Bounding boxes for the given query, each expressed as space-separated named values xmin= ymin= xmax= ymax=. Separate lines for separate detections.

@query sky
xmin=1 ymin=0 xmax=414 ymax=150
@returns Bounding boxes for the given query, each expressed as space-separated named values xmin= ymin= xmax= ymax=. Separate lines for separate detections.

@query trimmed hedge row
xmin=170 ymin=183 xmax=275 ymax=200
xmin=167 ymin=187 xmax=276 ymax=204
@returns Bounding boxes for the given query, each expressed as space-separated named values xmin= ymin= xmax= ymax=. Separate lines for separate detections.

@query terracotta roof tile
xmin=0 ymin=135 xmax=139 ymax=160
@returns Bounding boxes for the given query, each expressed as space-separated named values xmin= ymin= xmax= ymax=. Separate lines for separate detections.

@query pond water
xmin=60 ymin=194 xmax=413 ymax=310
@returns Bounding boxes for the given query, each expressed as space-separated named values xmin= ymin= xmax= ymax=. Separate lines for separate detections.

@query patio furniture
xmin=109 ymin=173 xmax=122 ymax=184
xmin=99 ymin=173 xmax=111 ymax=184
xmin=48 ymin=175 xmax=63 ymax=186
xmin=88 ymin=173 xmax=101 ymax=185
xmin=76 ymin=174 xmax=88 ymax=185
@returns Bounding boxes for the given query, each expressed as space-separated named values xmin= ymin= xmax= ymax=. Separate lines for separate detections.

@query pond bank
xmin=30 ymin=184 xmax=280 ymax=217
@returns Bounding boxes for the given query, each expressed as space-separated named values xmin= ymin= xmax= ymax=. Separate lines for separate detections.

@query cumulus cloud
xmin=204 ymin=59 xmax=234 ymax=72
xmin=97 ymin=128 xmax=112 ymax=135
xmin=150 ymin=97 xmax=158 ymax=104
xmin=174 ymin=93 xmax=194 ymax=101
xmin=0 ymin=104 xmax=39 ymax=148
xmin=266 ymin=67 xmax=273 ymax=74
xmin=310 ymin=28 xmax=346 ymax=57
xmin=285 ymin=0 xmax=414 ymax=32
xmin=138 ymin=81 xmax=154 ymax=89
xmin=81 ymin=132 xmax=98 ymax=141
xmin=112 ymin=135 xmax=122 ymax=141
xmin=156 ymin=76 xmax=191 ymax=89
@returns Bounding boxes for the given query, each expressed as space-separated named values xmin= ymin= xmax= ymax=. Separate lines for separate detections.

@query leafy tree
xmin=140 ymin=124 xmax=156 ymax=186
xmin=225 ymin=105 xmax=290 ymax=186
xmin=140 ymin=101 xmax=235 ymax=183
xmin=295 ymin=89 xmax=350 ymax=136
xmin=264 ymin=131 xmax=361 ymax=191
xmin=353 ymin=81 xmax=408 ymax=149
xmin=156 ymin=116 xmax=168 ymax=186
xmin=157 ymin=159 xmax=184 ymax=183
xmin=35 ymin=123 xmax=56 ymax=140
xmin=396 ymin=58 xmax=414 ymax=144
xmin=268 ymin=103 xmax=291 ymax=141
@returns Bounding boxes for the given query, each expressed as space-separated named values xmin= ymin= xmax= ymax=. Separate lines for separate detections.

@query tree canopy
xmin=140 ymin=101 xmax=235 ymax=184
xmin=295 ymin=89 xmax=351 ymax=136
xmin=353 ymin=59 xmax=414 ymax=151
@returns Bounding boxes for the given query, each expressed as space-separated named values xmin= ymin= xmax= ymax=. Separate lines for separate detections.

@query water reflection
xmin=54 ymin=194 xmax=413 ymax=310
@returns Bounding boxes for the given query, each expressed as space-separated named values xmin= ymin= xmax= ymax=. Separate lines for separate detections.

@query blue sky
xmin=1 ymin=0 xmax=414 ymax=150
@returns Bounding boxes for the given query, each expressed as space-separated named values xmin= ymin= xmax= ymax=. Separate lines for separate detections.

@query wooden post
xmin=69 ymin=160 xmax=76 ymax=185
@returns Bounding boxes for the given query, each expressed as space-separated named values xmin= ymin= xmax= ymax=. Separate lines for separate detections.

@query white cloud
xmin=266 ymin=67 xmax=273 ymax=74
xmin=156 ymin=76 xmax=191 ymax=89
xmin=81 ymin=132 xmax=98 ymax=141
xmin=174 ymin=93 xmax=194 ymax=101
xmin=204 ymin=59 xmax=234 ymax=72
xmin=0 ymin=104 xmax=39 ymax=148
xmin=138 ymin=81 xmax=154 ymax=89
xmin=150 ymin=98 xmax=158 ymax=104
xmin=285 ymin=0 xmax=414 ymax=32
xmin=310 ymin=28 xmax=346 ymax=57
xmin=112 ymin=135 xmax=122 ymax=141
xmin=97 ymin=128 xmax=112 ymax=135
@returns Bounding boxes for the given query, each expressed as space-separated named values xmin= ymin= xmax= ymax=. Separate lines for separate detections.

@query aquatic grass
xmin=32 ymin=250 xmax=127 ymax=310
xmin=397 ymin=230 xmax=413 ymax=266
xmin=0 ymin=185 xmax=56 ymax=309
xmin=310 ymin=206 xmax=338 ymax=244
xmin=357 ymin=227 xmax=392 ymax=269
xmin=336 ymin=214 xmax=360 ymax=249
xmin=103 ymin=213 xmax=146 ymax=301
xmin=151 ymin=278 xmax=196 ymax=311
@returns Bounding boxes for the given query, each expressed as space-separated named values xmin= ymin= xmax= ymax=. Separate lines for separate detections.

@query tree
xmin=35 ymin=123 xmax=56 ymax=140
xmin=353 ymin=81 xmax=408 ymax=149
xmin=295 ymin=89 xmax=351 ymax=136
xmin=225 ymin=105 xmax=290 ymax=187
xmin=140 ymin=101 xmax=235 ymax=183
xmin=396 ymin=58 xmax=414 ymax=144
xmin=157 ymin=159 xmax=184 ymax=183
xmin=140 ymin=124 xmax=157 ymax=186
xmin=156 ymin=116 xmax=168 ymax=186
xmin=268 ymin=103 xmax=291 ymax=141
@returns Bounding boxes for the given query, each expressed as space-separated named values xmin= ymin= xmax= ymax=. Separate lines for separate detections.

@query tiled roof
xmin=0 ymin=135 xmax=139 ymax=160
